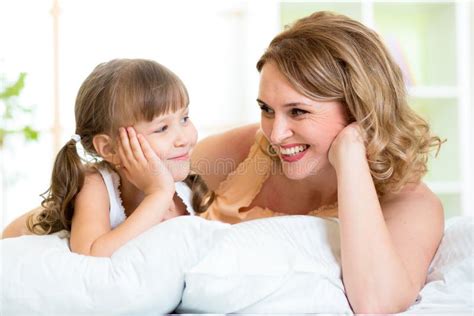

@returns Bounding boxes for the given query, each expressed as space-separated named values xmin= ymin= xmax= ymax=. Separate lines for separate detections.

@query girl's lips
xmin=169 ymin=153 xmax=189 ymax=160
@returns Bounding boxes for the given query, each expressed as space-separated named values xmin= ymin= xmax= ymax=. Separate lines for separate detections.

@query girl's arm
xmin=71 ymin=127 xmax=175 ymax=257
xmin=329 ymin=123 xmax=444 ymax=314
xmin=70 ymin=172 xmax=173 ymax=257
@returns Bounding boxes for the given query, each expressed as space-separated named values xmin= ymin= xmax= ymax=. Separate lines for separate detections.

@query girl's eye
xmin=154 ymin=125 xmax=168 ymax=133
xmin=259 ymin=104 xmax=274 ymax=115
xmin=180 ymin=116 xmax=190 ymax=124
xmin=291 ymin=108 xmax=309 ymax=117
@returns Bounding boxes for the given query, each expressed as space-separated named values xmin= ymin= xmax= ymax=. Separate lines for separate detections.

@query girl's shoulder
xmin=77 ymin=165 xmax=109 ymax=201
xmin=83 ymin=163 xmax=115 ymax=186
xmin=191 ymin=123 xmax=260 ymax=191
xmin=73 ymin=165 xmax=111 ymax=222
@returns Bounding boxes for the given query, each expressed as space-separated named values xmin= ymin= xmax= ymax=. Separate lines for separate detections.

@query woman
xmin=191 ymin=11 xmax=444 ymax=313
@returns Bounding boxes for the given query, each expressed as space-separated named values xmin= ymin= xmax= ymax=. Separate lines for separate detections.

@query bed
xmin=1 ymin=215 xmax=472 ymax=314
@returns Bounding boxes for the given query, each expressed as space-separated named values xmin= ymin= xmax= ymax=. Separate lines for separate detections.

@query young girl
xmin=3 ymin=58 xmax=213 ymax=257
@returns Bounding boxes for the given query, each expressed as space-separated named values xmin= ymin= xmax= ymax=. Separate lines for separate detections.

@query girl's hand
xmin=328 ymin=122 xmax=367 ymax=170
xmin=117 ymin=127 xmax=175 ymax=196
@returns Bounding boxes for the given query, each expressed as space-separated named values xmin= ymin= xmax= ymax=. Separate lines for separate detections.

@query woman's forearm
xmin=2 ymin=207 xmax=43 ymax=238
xmin=336 ymin=155 xmax=417 ymax=313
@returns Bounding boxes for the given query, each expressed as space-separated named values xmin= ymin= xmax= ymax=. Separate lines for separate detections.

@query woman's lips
xmin=280 ymin=147 xmax=309 ymax=162
xmin=277 ymin=144 xmax=310 ymax=163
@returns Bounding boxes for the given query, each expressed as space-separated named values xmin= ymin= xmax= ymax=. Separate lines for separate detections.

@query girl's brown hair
xmin=28 ymin=59 xmax=213 ymax=234
xmin=257 ymin=11 xmax=443 ymax=196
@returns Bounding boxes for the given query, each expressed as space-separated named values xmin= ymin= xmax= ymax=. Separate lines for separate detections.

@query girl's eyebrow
xmin=154 ymin=106 xmax=190 ymax=123
xmin=256 ymin=99 xmax=312 ymax=108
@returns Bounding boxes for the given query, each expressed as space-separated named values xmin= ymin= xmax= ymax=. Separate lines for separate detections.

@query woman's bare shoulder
xmin=381 ymin=182 xmax=444 ymax=223
xmin=191 ymin=123 xmax=260 ymax=190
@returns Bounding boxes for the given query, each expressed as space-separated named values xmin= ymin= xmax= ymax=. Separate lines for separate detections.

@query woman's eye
xmin=154 ymin=125 xmax=168 ymax=133
xmin=259 ymin=104 xmax=274 ymax=115
xmin=291 ymin=108 xmax=308 ymax=117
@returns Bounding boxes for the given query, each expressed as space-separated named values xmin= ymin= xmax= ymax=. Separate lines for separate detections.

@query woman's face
xmin=258 ymin=61 xmax=348 ymax=180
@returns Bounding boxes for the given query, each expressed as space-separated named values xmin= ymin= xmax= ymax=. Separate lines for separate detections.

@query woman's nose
xmin=270 ymin=115 xmax=293 ymax=144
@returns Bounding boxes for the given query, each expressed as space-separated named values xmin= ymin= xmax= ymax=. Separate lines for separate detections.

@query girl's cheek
xmin=189 ymin=124 xmax=199 ymax=146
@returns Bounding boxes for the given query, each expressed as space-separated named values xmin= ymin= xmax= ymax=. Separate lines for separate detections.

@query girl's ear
xmin=93 ymin=134 xmax=119 ymax=164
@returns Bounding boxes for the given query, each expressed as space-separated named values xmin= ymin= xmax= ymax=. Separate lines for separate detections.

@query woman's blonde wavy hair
xmin=28 ymin=59 xmax=213 ymax=234
xmin=257 ymin=11 xmax=443 ymax=196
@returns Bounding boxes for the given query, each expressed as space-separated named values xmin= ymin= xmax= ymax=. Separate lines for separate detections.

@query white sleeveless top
xmin=97 ymin=167 xmax=195 ymax=229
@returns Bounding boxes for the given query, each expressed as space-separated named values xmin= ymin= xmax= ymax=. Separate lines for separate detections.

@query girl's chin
xmin=166 ymin=161 xmax=190 ymax=181
xmin=172 ymin=170 xmax=190 ymax=182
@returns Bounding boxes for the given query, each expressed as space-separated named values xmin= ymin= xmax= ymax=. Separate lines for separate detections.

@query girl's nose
xmin=174 ymin=126 xmax=190 ymax=147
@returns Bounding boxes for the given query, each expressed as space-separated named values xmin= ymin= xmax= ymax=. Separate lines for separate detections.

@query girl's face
xmin=132 ymin=106 xmax=198 ymax=182
xmin=258 ymin=61 xmax=348 ymax=180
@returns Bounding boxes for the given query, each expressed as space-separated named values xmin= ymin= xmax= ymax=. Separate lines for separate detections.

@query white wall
xmin=0 ymin=0 xmax=280 ymax=227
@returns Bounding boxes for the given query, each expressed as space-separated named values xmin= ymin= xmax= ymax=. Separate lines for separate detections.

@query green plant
xmin=0 ymin=73 xmax=39 ymax=148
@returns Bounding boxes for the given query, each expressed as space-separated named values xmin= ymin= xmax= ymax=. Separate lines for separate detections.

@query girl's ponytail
xmin=28 ymin=138 xmax=85 ymax=234
xmin=184 ymin=173 xmax=215 ymax=214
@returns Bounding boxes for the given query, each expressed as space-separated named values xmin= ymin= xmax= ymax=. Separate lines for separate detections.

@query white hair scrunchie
xmin=71 ymin=134 xmax=81 ymax=143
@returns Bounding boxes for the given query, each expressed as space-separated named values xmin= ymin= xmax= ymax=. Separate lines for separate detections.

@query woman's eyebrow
xmin=256 ymin=99 xmax=312 ymax=108
xmin=256 ymin=98 xmax=267 ymax=106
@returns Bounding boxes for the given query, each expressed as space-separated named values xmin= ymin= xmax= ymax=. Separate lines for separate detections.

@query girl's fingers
xmin=137 ymin=134 xmax=158 ymax=162
xmin=121 ymin=167 xmax=135 ymax=186
xmin=138 ymin=134 xmax=164 ymax=176
xmin=127 ymin=127 xmax=147 ymax=164
xmin=116 ymin=131 xmax=130 ymax=169
xmin=119 ymin=127 xmax=136 ymax=164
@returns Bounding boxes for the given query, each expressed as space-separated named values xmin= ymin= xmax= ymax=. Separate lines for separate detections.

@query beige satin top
xmin=200 ymin=130 xmax=338 ymax=224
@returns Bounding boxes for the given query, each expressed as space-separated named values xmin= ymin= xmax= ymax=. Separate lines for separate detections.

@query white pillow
xmin=1 ymin=216 xmax=227 ymax=315
xmin=407 ymin=216 xmax=474 ymax=313
xmin=178 ymin=216 xmax=474 ymax=314
xmin=177 ymin=215 xmax=352 ymax=313
xmin=2 ymin=215 xmax=472 ymax=314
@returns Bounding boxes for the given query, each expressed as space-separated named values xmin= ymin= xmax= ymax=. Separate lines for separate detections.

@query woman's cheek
xmin=259 ymin=120 xmax=270 ymax=140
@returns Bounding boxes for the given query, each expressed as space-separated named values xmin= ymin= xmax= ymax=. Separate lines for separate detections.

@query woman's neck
xmin=279 ymin=164 xmax=339 ymax=208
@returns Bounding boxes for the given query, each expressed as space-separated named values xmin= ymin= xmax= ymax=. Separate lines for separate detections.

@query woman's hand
xmin=328 ymin=122 xmax=367 ymax=170
xmin=117 ymin=127 xmax=175 ymax=196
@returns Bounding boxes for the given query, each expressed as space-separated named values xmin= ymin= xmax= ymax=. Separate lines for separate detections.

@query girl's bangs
xmin=142 ymin=79 xmax=189 ymax=121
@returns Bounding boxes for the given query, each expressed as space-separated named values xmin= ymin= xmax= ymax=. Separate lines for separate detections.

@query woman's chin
xmin=281 ymin=168 xmax=313 ymax=180
xmin=280 ymin=157 xmax=324 ymax=180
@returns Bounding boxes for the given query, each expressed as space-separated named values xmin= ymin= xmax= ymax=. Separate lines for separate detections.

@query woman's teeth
xmin=280 ymin=145 xmax=309 ymax=156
